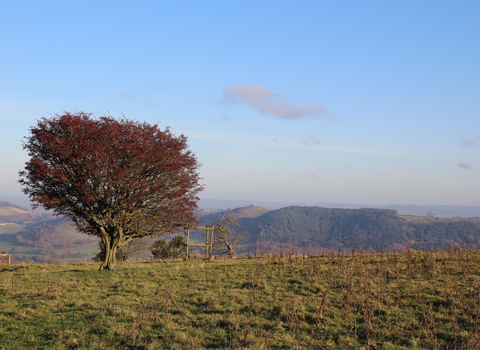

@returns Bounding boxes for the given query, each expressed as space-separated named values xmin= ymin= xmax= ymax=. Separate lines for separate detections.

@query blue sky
xmin=1 ymin=1 xmax=479 ymax=206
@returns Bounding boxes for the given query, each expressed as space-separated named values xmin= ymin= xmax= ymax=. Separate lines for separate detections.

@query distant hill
xmin=0 ymin=201 xmax=99 ymax=262
xmin=199 ymin=205 xmax=271 ymax=222
xmin=201 ymin=205 xmax=480 ymax=252
xmin=4 ymin=200 xmax=480 ymax=260
xmin=15 ymin=217 xmax=97 ymax=249
xmin=0 ymin=201 xmax=25 ymax=211
xmin=0 ymin=201 xmax=42 ymax=223
xmin=197 ymin=198 xmax=480 ymax=218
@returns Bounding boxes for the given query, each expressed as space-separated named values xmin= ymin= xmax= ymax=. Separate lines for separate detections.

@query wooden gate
xmin=183 ymin=226 xmax=215 ymax=260
xmin=0 ymin=252 xmax=12 ymax=265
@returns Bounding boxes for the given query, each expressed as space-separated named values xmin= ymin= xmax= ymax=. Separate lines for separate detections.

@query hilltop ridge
xmin=199 ymin=204 xmax=271 ymax=221
xmin=198 ymin=198 xmax=480 ymax=218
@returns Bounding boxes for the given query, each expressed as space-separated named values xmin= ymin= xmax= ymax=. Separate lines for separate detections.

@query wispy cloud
xmin=461 ymin=139 xmax=475 ymax=148
xmin=457 ymin=162 xmax=471 ymax=169
xmin=119 ymin=91 xmax=136 ymax=103
xmin=392 ymin=176 xmax=447 ymax=184
xmin=187 ymin=130 xmax=396 ymax=155
xmin=300 ymin=135 xmax=321 ymax=147
xmin=290 ymin=143 xmax=398 ymax=155
xmin=119 ymin=91 xmax=156 ymax=105
xmin=344 ymin=165 xmax=352 ymax=170
xmin=221 ymin=84 xmax=331 ymax=120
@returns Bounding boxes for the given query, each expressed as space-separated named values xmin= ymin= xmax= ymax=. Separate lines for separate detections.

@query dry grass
xmin=1 ymin=248 xmax=480 ymax=349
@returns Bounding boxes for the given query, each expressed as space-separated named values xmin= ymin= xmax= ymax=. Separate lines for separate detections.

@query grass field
xmin=1 ymin=249 xmax=480 ymax=349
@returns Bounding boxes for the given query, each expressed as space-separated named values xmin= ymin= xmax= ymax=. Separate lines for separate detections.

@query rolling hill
xmin=3 ymin=201 xmax=480 ymax=262
xmin=0 ymin=201 xmax=99 ymax=263
xmin=197 ymin=198 xmax=480 ymax=218
xmin=0 ymin=201 xmax=42 ymax=223
xmin=15 ymin=217 xmax=97 ymax=249
xmin=201 ymin=205 xmax=480 ymax=252
xmin=199 ymin=204 xmax=271 ymax=222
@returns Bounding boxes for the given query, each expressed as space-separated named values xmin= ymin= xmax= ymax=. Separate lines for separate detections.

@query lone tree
xmin=19 ymin=112 xmax=203 ymax=270
xmin=213 ymin=215 xmax=248 ymax=257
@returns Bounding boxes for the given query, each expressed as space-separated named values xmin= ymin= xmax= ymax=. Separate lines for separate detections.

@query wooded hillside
xmin=200 ymin=206 xmax=480 ymax=252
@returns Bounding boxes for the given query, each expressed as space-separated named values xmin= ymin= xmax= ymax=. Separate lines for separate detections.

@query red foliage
xmin=19 ymin=112 xmax=203 ymax=269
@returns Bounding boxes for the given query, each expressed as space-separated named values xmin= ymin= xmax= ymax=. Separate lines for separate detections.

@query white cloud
xmin=221 ymin=84 xmax=331 ymax=120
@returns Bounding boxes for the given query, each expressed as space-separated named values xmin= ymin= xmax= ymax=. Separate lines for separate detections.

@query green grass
xmin=1 ymin=249 xmax=480 ymax=349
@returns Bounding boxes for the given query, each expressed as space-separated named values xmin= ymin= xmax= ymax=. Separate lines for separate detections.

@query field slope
xmin=1 ymin=250 xmax=480 ymax=349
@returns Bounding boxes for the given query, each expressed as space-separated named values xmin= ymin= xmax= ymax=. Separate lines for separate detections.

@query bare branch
xmin=213 ymin=215 xmax=248 ymax=257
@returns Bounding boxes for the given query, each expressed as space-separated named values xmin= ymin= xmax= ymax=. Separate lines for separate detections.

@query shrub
xmin=151 ymin=236 xmax=186 ymax=260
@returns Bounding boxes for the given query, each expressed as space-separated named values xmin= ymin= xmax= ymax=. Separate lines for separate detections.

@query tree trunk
xmin=99 ymin=233 xmax=121 ymax=271
xmin=226 ymin=243 xmax=234 ymax=257
xmin=100 ymin=246 xmax=116 ymax=270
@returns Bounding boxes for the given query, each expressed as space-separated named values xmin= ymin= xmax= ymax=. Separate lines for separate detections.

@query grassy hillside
xmin=0 ymin=201 xmax=25 ymax=210
xmin=199 ymin=205 xmax=271 ymax=222
xmin=0 ymin=206 xmax=30 ymax=216
xmin=0 ymin=201 xmax=42 ymax=223
xmin=1 ymin=249 xmax=480 ymax=349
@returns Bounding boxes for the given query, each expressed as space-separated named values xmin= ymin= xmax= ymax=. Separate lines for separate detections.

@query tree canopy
xmin=19 ymin=112 xmax=203 ymax=269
